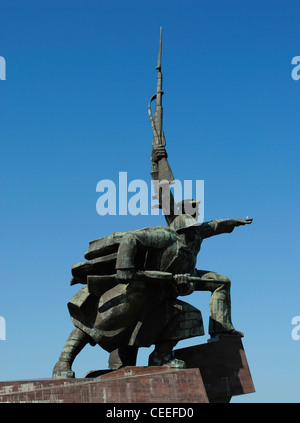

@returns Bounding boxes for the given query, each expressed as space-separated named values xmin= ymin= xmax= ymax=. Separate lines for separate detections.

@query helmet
xmin=169 ymin=214 xmax=199 ymax=233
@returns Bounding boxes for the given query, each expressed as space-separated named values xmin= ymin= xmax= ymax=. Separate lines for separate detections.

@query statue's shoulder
xmin=85 ymin=231 xmax=127 ymax=260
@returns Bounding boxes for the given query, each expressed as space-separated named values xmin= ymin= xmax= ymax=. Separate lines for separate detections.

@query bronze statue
xmin=52 ymin=28 xmax=252 ymax=379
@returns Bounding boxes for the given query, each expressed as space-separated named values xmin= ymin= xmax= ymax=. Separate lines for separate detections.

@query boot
xmin=148 ymin=340 xmax=186 ymax=369
xmin=148 ymin=351 xmax=186 ymax=369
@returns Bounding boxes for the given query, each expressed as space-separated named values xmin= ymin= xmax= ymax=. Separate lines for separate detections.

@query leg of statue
xmin=52 ymin=328 xmax=90 ymax=379
xmin=196 ymin=270 xmax=243 ymax=338
xmin=108 ymin=346 xmax=139 ymax=370
xmin=148 ymin=340 xmax=186 ymax=368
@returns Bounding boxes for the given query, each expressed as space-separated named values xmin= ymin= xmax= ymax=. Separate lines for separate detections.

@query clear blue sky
xmin=1 ymin=0 xmax=299 ymax=403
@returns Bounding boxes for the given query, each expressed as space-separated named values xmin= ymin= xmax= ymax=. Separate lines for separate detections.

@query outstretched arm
xmin=200 ymin=218 xmax=253 ymax=239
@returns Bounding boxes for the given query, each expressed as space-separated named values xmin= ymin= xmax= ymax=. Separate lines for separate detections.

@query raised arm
xmin=151 ymin=146 xmax=178 ymax=226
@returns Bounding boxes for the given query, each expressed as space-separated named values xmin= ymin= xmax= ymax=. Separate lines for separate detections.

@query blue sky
xmin=0 ymin=0 xmax=299 ymax=403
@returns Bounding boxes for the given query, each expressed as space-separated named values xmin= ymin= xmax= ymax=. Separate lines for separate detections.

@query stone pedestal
xmin=174 ymin=335 xmax=255 ymax=402
xmin=0 ymin=336 xmax=254 ymax=403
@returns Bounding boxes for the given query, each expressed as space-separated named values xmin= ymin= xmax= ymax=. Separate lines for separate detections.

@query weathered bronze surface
xmin=52 ymin=29 xmax=252 ymax=379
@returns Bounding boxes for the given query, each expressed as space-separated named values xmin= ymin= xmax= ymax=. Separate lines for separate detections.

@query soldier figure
xmin=52 ymin=29 xmax=252 ymax=379
xmin=52 ymin=213 xmax=251 ymax=378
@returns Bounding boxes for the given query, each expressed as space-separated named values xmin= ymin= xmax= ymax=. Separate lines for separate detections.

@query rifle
xmin=148 ymin=27 xmax=174 ymax=184
xmin=87 ymin=270 xmax=209 ymax=297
